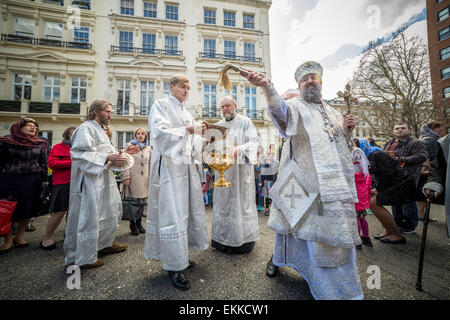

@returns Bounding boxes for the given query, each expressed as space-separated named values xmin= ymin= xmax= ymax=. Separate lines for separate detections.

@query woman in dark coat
xmin=41 ymin=126 xmax=76 ymax=250
xmin=0 ymin=118 xmax=48 ymax=254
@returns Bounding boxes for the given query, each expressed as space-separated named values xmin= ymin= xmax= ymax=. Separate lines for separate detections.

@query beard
xmin=99 ymin=116 xmax=110 ymax=125
xmin=223 ymin=111 xmax=236 ymax=120
xmin=301 ymin=83 xmax=322 ymax=103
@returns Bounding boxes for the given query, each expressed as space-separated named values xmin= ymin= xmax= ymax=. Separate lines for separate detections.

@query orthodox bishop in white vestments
xmin=208 ymin=96 xmax=260 ymax=254
xmin=144 ymin=76 xmax=208 ymax=291
xmin=246 ymin=62 xmax=364 ymax=300
xmin=64 ymin=102 xmax=129 ymax=268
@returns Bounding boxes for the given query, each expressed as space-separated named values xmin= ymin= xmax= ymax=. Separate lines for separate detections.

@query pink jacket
xmin=354 ymin=171 xmax=371 ymax=212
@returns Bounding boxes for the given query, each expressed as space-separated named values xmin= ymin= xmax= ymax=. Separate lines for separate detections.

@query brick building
xmin=427 ymin=0 xmax=450 ymax=133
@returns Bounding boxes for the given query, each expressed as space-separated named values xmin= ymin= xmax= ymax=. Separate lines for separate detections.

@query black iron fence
xmin=111 ymin=45 xmax=182 ymax=56
xmin=0 ymin=100 xmax=21 ymax=112
xmin=1 ymin=34 xmax=92 ymax=49
xmin=199 ymin=52 xmax=262 ymax=63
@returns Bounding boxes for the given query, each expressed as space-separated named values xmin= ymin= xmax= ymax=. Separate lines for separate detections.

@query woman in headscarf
xmin=0 ymin=118 xmax=48 ymax=254
xmin=120 ymin=128 xmax=152 ymax=235
xmin=40 ymin=126 xmax=76 ymax=250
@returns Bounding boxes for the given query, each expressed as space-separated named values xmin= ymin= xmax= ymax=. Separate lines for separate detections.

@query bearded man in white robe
xmin=208 ymin=96 xmax=260 ymax=254
xmin=144 ymin=74 xmax=209 ymax=291
xmin=246 ymin=61 xmax=364 ymax=300
xmin=64 ymin=99 xmax=138 ymax=269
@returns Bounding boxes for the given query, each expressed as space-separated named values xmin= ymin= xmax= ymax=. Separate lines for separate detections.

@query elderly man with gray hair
xmin=245 ymin=61 xmax=363 ymax=300
xmin=208 ymin=95 xmax=260 ymax=255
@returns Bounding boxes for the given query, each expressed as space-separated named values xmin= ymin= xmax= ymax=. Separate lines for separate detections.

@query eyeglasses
xmin=25 ymin=124 xmax=38 ymax=129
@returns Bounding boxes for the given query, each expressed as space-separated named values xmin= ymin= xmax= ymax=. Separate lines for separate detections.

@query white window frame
xmin=14 ymin=17 xmax=34 ymax=37
xmin=73 ymin=26 xmax=89 ymax=43
xmin=43 ymin=76 xmax=61 ymax=102
xmin=70 ymin=77 xmax=87 ymax=103
xmin=117 ymin=80 xmax=131 ymax=115
xmin=117 ymin=132 xmax=134 ymax=150
xmin=140 ymin=81 xmax=154 ymax=115
xmin=44 ymin=21 xmax=63 ymax=40
xmin=12 ymin=74 xmax=32 ymax=100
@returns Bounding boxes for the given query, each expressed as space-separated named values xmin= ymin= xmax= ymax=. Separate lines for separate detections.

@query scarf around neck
xmin=0 ymin=122 xmax=47 ymax=149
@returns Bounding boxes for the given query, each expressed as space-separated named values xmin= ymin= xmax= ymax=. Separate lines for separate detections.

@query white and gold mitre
xmin=294 ymin=61 xmax=323 ymax=84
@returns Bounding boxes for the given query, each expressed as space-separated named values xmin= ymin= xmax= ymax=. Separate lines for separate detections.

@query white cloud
xmin=269 ymin=0 xmax=427 ymax=99
xmin=271 ymin=0 xmax=293 ymax=17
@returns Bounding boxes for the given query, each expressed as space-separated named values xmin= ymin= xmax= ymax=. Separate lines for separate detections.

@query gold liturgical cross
xmin=323 ymin=125 xmax=336 ymax=142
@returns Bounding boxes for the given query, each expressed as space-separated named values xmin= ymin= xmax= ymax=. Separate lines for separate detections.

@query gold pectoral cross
xmin=323 ymin=125 xmax=336 ymax=142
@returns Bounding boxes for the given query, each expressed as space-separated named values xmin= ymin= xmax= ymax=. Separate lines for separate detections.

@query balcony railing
xmin=59 ymin=103 xmax=80 ymax=114
xmin=1 ymin=34 xmax=92 ymax=50
xmin=0 ymin=100 xmax=21 ymax=112
xmin=239 ymin=108 xmax=264 ymax=120
xmin=29 ymin=102 xmax=52 ymax=113
xmin=202 ymin=107 xmax=221 ymax=119
xmin=202 ymin=108 xmax=264 ymax=120
xmin=199 ymin=52 xmax=262 ymax=63
xmin=111 ymin=45 xmax=182 ymax=56
xmin=134 ymin=106 xmax=151 ymax=116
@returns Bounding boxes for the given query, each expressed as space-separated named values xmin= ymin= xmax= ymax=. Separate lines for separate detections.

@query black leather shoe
xmin=168 ymin=271 xmax=190 ymax=290
xmin=13 ymin=239 xmax=29 ymax=248
xmin=380 ymin=237 xmax=406 ymax=244
xmin=40 ymin=241 xmax=56 ymax=251
xmin=266 ymin=258 xmax=278 ymax=278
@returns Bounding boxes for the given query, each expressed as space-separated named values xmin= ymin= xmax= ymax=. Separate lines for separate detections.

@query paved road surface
xmin=1 ymin=205 xmax=449 ymax=300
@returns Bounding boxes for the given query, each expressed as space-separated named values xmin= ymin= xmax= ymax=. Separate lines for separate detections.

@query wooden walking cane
xmin=415 ymin=190 xmax=435 ymax=291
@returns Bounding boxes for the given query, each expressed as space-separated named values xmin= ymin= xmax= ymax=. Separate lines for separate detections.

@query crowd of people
xmin=0 ymin=64 xmax=449 ymax=300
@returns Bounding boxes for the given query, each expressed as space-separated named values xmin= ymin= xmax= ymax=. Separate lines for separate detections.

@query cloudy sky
xmin=268 ymin=0 xmax=428 ymax=99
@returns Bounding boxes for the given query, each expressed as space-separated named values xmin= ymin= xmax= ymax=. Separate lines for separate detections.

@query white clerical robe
xmin=64 ymin=120 xmax=122 ymax=266
xmin=263 ymin=85 xmax=364 ymax=300
xmin=210 ymin=114 xmax=260 ymax=247
xmin=144 ymin=95 xmax=209 ymax=271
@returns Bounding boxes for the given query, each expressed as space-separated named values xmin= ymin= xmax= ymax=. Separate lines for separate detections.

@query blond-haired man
xmin=144 ymin=74 xmax=209 ymax=290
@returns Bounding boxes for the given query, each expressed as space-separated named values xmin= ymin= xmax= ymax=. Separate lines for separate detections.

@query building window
xmin=204 ymin=84 xmax=217 ymax=117
xmin=224 ymin=40 xmax=236 ymax=59
xmin=14 ymin=17 xmax=34 ymax=37
xmin=13 ymin=74 xmax=32 ymax=100
xmin=117 ymin=80 xmax=131 ymax=115
xmin=121 ymin=0 xmax=134 ymax=15
xmin=165 ymin=35 xmax=178 ymax=55
xmin=441 ymin=47 xmax=450 ymax=60
xmin=117 ymin=132 xmax=134 ymax=150
xmin=143 ymin=33 xmax=156 ymax=53
xmin=438 ymin=6 xmax=449 ymax=23
xmin=43 ymin=76 xmax=60 ymax=102
xmin=204 ymin=9 xmax=216 ymax=24
xmin=244 ymin=42 xmax=256 ymax=62
xmin=441 ymin=67 xmax=450 ymax=80
xmin=73 ymin=26 xmax=89 ymax=43
xmin=164 ymin=82 xmax=170 ymax=98
xmin=72 ymin=0 xmax=90 ymax=10
xmin=243 ymin=13 xmax=255 ymax=29
xmin=225 ymin=85 xmax=237 ymax=102
xmin=144 ymin=2 xmax=157 ymax=18
xmin=45 ymin=22 xmax=63 ymax=40
xmin=444 ymin=87 xmax=450 ymax=99
xmin=224 ymin=11 xmax=235 ymax=27
xmin=140 ymin=81 xmax=154 ymax=116
xmin=39 ymin=131 xmax=53 ymax=146
xmin=245 ymin=86 xmax=257 ymax=118
xmin=204 ymin=38 xmax=216 ymax=58
xmin=439 ymin=26 xmax=450 ymax=41
xmin=70 ymin=77 xmax=87 ymax=103
xmin=119 ymin=31 xmax=133 ymax=52
xmin=166 ymin=4 xmax=178 ymax=20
